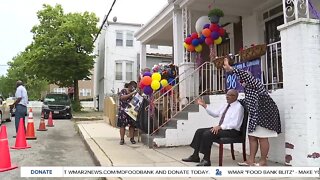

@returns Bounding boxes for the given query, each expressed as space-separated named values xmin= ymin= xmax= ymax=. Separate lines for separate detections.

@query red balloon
xmin=191 ymin=32 xmax=198 ymax=39
xmin=185 ymin=37 xmax=192 ymax=44
xmin=209 ymin=23 xmax=219 ymax=32
xmin=165 ymin=85 xmax=172 ymax=91
xmin=202 ymin=28 xmax=211 ymax=38
xmin=218 ymin=28 xmax=225 ymax=37
xmin=187 ymin=45 xmax=195 ymax=52
xmin=205 ymin=37 xmax=213 ymax=45
xmin=139 ymin=81 xmax=146 ymax=90
xmin=141 ymin=76 xmax=152 ymax=86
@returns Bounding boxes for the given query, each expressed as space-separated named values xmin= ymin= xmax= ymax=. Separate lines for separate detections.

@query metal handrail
xmin=147 ymin=62 xmax=216 ymax=135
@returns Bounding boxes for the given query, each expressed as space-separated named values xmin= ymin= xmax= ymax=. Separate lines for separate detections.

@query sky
xmin=0 ymin=0 xmax=168 ymax=76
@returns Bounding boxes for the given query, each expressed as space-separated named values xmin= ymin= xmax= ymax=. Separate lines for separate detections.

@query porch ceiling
xmin=135 ymin=0 xmax=281 ymax=46
xmin=144 ymin=20 xmax=173 ymax=46
xmin=184 ymin=0 xmax=281 ymax=16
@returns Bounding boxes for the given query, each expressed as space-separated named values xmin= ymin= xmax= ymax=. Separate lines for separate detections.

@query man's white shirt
xmin=15 ymin=85 xmax=28 ymax=106
xmin=205 ymin=101 xmax=244 ymax=131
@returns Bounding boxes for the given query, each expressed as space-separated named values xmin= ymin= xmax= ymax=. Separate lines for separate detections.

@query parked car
xmin=41 ymin=93 xmax=72 ymax=119
xmin=0 ymin=97 xmax=14 ymax=125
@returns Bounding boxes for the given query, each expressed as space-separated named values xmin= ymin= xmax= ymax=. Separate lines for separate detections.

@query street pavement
xmin=77 ymin=120 xmax=320 ymax=180
xmin=0 ymin=110 xmax=99 ymax=180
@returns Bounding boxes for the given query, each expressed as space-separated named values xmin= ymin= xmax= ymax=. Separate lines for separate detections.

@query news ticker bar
xmin=21 ymin=166 xmax=320 ymax=177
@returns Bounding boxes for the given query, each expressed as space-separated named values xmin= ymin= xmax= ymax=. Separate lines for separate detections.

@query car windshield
xmin=44 ymin=94 xmax=69 ymax=103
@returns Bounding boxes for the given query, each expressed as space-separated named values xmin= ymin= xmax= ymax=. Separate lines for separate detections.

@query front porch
xmin=135 ymin=0 xmax=320 ymax=166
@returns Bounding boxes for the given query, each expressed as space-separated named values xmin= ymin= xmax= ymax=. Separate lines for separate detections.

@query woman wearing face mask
xmin=223 ymin=58 xmax=281 ymax=166
xmin=117 ymin=81 xmax=138 ymax=145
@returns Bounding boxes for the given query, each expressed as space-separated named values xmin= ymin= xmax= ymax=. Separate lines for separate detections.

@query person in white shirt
xmin=10 ymin=80 xmax=28 ymax=133
xmin=182 ymin=89 xmax=244 ymax=166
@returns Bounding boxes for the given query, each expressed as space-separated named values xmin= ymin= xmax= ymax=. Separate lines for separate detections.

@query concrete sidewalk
xmin=76 ymin=120 xmax=314 ymax=180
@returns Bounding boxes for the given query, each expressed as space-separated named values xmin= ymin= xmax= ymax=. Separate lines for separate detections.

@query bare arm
xmin=196 ymin=98 xmax=220 ymax=117
xmin=120 ymin=89 xmax=136 ymax=101
xmin=223 ymin=58 xmax=262 ymax=89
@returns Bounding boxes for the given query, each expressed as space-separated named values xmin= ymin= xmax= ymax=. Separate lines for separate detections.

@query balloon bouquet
xmin=138 ymin=64 xmax=178 ymax=96
xmin=183 ymin=8 xmax=227 ymax=66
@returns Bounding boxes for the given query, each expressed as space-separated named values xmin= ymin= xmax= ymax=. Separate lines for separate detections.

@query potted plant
xmin=208 ymin=8 xmax=224 ymax=23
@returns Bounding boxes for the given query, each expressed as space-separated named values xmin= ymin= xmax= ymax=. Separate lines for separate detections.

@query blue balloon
xmin=198 ymin=37 xmax=204 ymax=44
xmin=143 ymin=86 xmax=153 ymax=95
xmin=143 ymin=72 xmax=152 ymax=77
xmin=191 ymin=39 xmax=200 ymax=46
xmin=203 ymin=23 xmax=210 ymax=29
xmin=168 ymin=78 xmax=175 ymax=85
xmin=211 ymin=31 xmax=219 ymax=40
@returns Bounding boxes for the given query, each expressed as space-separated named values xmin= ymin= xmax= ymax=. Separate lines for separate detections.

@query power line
xmin=93 ymin=0 xmax=117 ymax=43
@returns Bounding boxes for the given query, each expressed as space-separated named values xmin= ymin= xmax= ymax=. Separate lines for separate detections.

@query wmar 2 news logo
xmin=215 ymin=169 xmax=222 ymax=176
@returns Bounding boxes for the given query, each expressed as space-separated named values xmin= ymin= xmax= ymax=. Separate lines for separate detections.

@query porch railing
xmin=144 ymin=41 xmax=283 ymax=142
xmin=262 ymin=41 xmax=283 ymax=90
xmin=283 ymin=0 xmax=320 ymax=23
xmin=147 ymin=62 xmax=216 ymax=136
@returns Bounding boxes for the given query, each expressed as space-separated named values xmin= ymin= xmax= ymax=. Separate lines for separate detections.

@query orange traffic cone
xmin=47 ymin=112 xmax=54 ymax=127
xmin=37 ymin=112 xmax=48 ymax=131
xmin=0 ymin=125 xmax=18 ymax=172
xmin=11 ymin=118 xmax=31 ymax=149
xmin=26 ymin=108 xmax=37 ymax=140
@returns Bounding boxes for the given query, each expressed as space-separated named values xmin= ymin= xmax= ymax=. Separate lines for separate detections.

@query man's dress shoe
xmin=196 ymin=159 xmax=211 ymax=166
xmin=181 ymin=155 xmax=200 ymax=163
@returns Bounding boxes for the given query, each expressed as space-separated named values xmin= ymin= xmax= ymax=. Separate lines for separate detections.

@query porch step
xmin=182 ymin=104 xmax=199 ymax=112
xmin=201 ymin=95 xmax=210 ymax=104
xmin=155 ymin=127 xmax=176 ymax=137
xmin=140 ymin=133 xmax=164 ymax=148
xmin=164 ymin=119 xmax=179 ymax=129
xmin=173 ymin=111 xmax=188 ymax=119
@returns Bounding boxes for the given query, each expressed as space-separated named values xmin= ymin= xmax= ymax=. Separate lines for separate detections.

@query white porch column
xmin=279 ymin=19 xmax=320 ymax=166
xmin=173 ymin=6 xmax=184 ymax=65
xmin=140 ymin=43 xmax=147 ymax=70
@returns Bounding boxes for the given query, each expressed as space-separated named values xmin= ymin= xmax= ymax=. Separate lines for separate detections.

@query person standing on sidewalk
xmin=10 ymin=80 xmax=28 ymax=133
xmin=117 ymin=81 xmax=138 ymax=145
xmin=182 ymin=89 xmax=244 ymax=166
xmin=223 ymin=58 xmax=281 ymax=166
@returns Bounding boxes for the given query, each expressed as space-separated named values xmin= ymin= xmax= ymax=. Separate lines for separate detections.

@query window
xmin=126 ymin=31 xmax=133 ymax=47
xmin=116 ymin=62 xmax=122 ymax=80
xmin=126 ymin=62 xmax=133 ymax=80
xmin=116 ymin=31 xmax=123 ymax=46
xmin=79 ymin=89 xmax=91 ymax=97
xmin=115 ymin=61 xmax=134 ymax=81
xmin=86 ymin=89 xmax=92 ymax=96
xmin=53 ymin=88 xmax=66 ymax=93
xmin=150 ymin=44 xmax=158 ymax=49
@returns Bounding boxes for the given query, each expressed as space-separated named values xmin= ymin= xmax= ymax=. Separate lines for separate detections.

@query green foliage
xmin=208 ymin=8 xmax=224 ymax=17
xmin=1 ymin=52 xmax=49 ymax=100
xmin=1 ymin=4 xmax=98 ymax=101
xmin=72 ymin=100 xmax=82 ymax=112
xmin=0 ymin=76 xmax=15 ymax=97
xmin=29 ymin=4 xmax=99 ymax=101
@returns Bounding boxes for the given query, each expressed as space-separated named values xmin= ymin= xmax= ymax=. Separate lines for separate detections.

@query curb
xmin=73 ymin=117 xmax=103 ymax=121
xmin=76 ymin=123 xmax=121 ymax=180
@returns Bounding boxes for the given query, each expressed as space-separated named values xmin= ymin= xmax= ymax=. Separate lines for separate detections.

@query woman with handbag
xmin=223 ymin=58 xmax=281 ymax=166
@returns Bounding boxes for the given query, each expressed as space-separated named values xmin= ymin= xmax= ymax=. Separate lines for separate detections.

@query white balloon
xmin=195 ymin=16 xmax=210 ymax=33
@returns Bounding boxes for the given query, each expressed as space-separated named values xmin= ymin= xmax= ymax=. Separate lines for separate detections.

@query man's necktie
xmin=218 ymin=104 xmax=231 ymax=126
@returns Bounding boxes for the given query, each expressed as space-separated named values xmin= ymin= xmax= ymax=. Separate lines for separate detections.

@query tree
xmin=4 ymin=51 xmax=48 ymax=100
xmin=29 ymin=4 xmax=99 ymax=109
